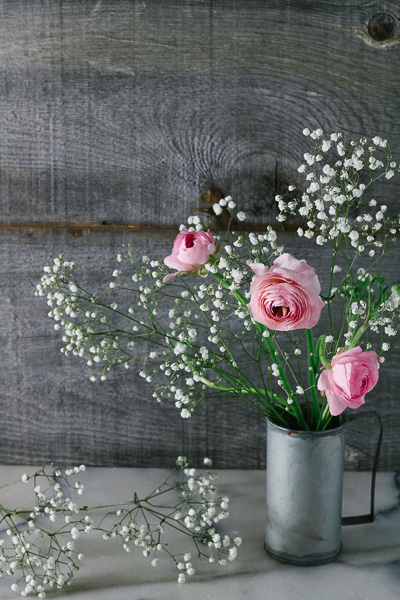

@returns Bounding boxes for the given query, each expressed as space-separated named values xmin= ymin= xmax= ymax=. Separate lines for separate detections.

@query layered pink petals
xmin=163 ymin=229 xmax=216 ymax=282
xmin=247 ymin=253 xmax=324 ymax=331
xmin=317 ymin=346 xmax=379 ymax=416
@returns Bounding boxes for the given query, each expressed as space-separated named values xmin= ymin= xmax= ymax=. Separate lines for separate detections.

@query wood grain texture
xmin=1 ymin=1 xmax=400 ymax=468
xmin=0 ymin=228 xmax=399 ymax=469
xmin=0 ymin=0 xmax=399 ymax=227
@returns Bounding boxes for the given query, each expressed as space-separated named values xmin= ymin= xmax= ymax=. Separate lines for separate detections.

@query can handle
xmin=341 ymin=410 xmax=383 ymax=526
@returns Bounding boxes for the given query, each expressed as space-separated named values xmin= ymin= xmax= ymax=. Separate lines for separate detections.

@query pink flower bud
xmin=163 ymin=229 xmax=216 ymax=282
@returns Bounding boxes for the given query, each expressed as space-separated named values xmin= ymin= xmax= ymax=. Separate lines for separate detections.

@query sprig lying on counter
xmin=0 ymin=458 xmax=240 ymax=597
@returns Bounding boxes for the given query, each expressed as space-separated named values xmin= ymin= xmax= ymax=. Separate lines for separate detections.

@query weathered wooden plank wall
xmin=0 ymin=0 xmax=399 ymax=468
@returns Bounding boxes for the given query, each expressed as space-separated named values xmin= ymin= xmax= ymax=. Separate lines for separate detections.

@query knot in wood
xmin=200 ymin=188 xmax=223 ymax=205
xmin=367 ymin=12 xmax=397 ymax=42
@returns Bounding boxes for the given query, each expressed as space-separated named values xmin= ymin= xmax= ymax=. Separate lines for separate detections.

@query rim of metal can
xmin=266 ymin=416 xmax=346 ymax=439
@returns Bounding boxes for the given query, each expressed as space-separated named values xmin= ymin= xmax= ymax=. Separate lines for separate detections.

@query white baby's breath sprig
xmin=2 ymin=459 xmax=240 ymax=595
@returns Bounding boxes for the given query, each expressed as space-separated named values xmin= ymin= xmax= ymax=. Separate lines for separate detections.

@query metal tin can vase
xmin=265 ymin=413 xmax=382 ymax=565
xmin=265 ymin=418 xmax=345 ymax=565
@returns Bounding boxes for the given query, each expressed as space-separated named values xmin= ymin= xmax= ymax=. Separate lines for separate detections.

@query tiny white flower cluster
xmin=4 ymin=459 xmax=241 ymax=594
xmin=212 ymin=195 xmax=239 ymax=218
xmin=35 ymin=249 xmax=175 ymax=381
xmin=2 ymin=465 xmax=87 ymax=597
xmin=100 ymin=456 xmax=240 ymax=583
xmin=276 ymin=130 xmax=398 ymax=255
xmin=336 ymin=269 xmax=399 ymax=347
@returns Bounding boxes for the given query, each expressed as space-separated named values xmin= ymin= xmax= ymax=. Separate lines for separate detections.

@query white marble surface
xmin=0 ymin=467 xmax=399 ymax=600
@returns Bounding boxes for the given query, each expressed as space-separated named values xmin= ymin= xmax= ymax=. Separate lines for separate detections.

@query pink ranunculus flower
xmin=247 ymin=253 xmax=324 ymax=331
xmin=317 ymin=346 xmax=379 ymax=416
xmin=163 ymin=229 xmax=216 ymax=282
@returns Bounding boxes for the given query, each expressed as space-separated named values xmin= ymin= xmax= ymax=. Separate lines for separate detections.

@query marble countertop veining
xmin=0 ymin=467 xmax=399 ymax=600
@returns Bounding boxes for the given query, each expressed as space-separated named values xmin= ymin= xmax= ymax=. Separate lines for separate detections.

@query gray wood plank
xmin=0 ymin=0 xmax=399 ymax=227
xmin=0 ymin=227 xmax=399 ymax=469
xmin=1 ymin=0 xmax=399 ymax=469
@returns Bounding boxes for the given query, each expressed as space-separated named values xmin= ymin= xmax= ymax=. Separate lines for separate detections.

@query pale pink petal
xmin=331 ymin=346 xmax=362 ymax=366
xmin=248 ymin=262 xmax=269 ymax=277
xmin=331 ymin=363 xmax=352 ymax=399
xmin=164 ymin=253 xmax=187 ymax=270
xmin=317 ymin=370 xmax=347 ymax=416
xmin=162 ymin=272 xmax=180 ymax=283
xmin=272 ymin=253 xmax=303 ymax=272
xmin=342 ymin=395 xmax=365 ymax=410
xmin=325 ymin=388 xmax=347 ymax=416
xmin=163 ymin=229 xmax=216 ymax=277
xmin=317 ymin=369 xmax=331 ymax=392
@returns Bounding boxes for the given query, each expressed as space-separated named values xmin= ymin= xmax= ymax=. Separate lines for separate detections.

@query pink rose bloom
xmin=247 ymin=253 xmax=324 ymax=331
xmin=317 ymin=346 xmax=379 ymax=416
xmin=163 ymin=229 xmax=216 ymax=282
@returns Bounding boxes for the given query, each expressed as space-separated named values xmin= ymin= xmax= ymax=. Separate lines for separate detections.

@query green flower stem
xmin=199 ymin=376 xmax=272 ymax=399
xmin=73 ymin=286 xmax=153 ymax=332
xmin=348 ymin=273 xmax=374 ymax=349
xmin=321 ymin=410 xmax=333 ymax=432
xmin=274 ymin=337 xmax=302 ymax=390
xmin=325 ymin=202 xmax=352 ymax=337
xmin=0 ymin=507 xmax=50 ymax=537
xmin=306 ymin=329 xmax=321 ymax=428
xmin=334 ymin=285 xmax=356 ymax=355
xmin=199 ymin=375 xmax=287 ymax=424
xmin=212 ymin=272 xmax=248 ymax=306
xmin=199 ymin=376 xmax=288 ymax=425
xmin=318 ymin=336 xmax=328 ymax=366
xmin=212 ymin=272 xmax=308 ymax=431
xmin=349 ymin=316 xmax=370 ymax=348
xmin=316 ymin=398 xmax=327 ymax=430
xmin=261 ymin=336 xmax=307 ymax=429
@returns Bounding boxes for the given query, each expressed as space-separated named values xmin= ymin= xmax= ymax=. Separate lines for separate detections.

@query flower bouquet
xmin=35 ymin=128 xmax=400 ymax=565
xmin=36 ymin=128 xmax=400 ymax=434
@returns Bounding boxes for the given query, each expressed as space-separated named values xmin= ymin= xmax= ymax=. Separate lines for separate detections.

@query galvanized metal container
xmin=265 ymin=418 xmax=345 ymax=565
xmin=265 ymin=412 xmax=382 ymax=565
